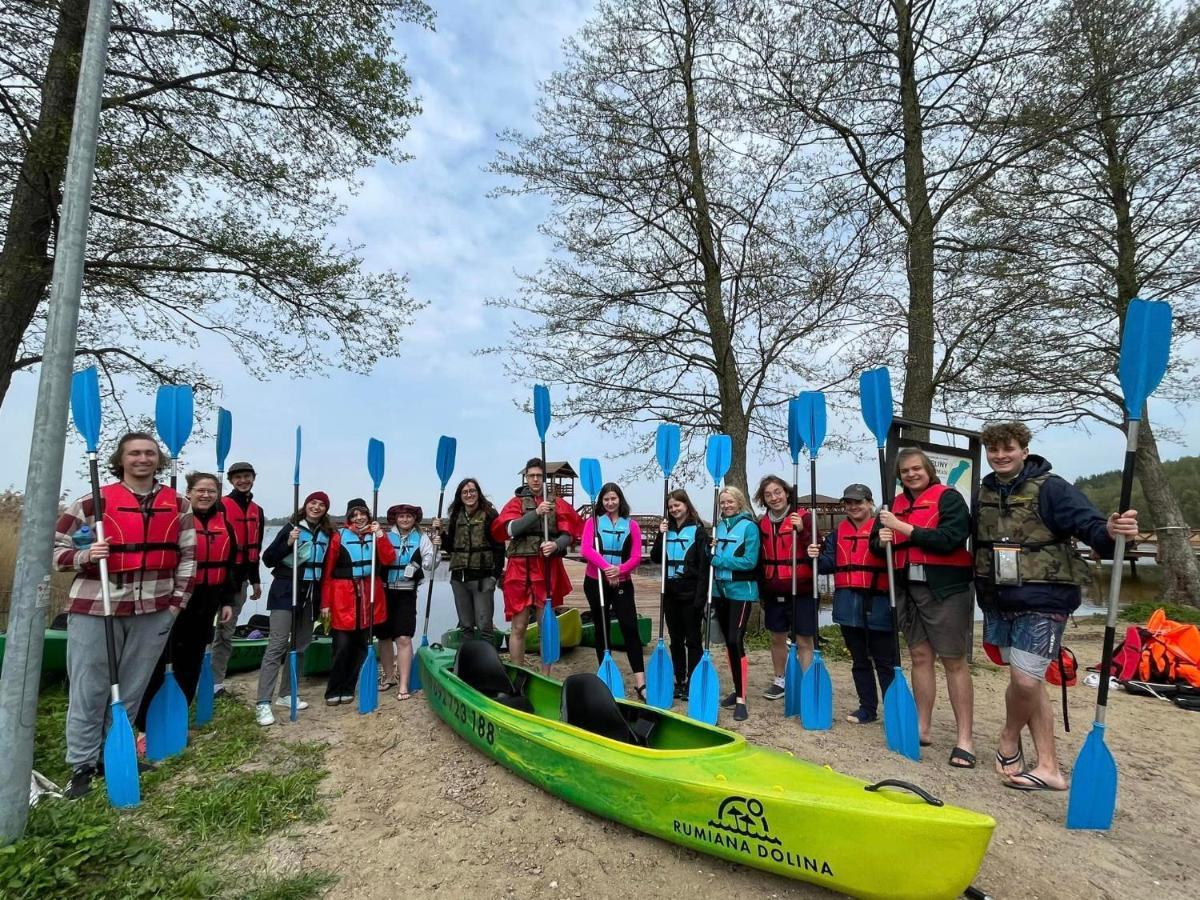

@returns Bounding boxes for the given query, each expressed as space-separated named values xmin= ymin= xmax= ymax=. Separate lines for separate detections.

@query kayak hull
xmin=418 ymin=646 xmax=993 ymax=899
xmin=523 ymin=607 xmax=583 ymax=652
xmin=580 ymin=613 xmax=651 ymax=648
xmin=440 ymin=628 xmax=507 ymax=651
xmin=0 ymin=629 xmax=68 ymax=674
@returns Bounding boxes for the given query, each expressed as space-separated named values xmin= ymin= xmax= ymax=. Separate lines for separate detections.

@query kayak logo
xmin=709 ymin=796 xmax=780 ymax=846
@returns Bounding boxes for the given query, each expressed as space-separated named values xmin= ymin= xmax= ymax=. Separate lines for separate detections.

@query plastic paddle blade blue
xmin=216 ymin=407 xmax=232 ymax=473
xmin=410 ymin=638 xmax=425 ymax=693
xmin=646 ymin=640 xmax=674 ymax=708
xmin=533 ymin=384 xmax=552 ymax=439
xmin=358 ymin=645 xmax=379 ymax=714
xmin=655 ymin=424 xmax=681 ymax=478
xmin=367 ymin=438 xmax=385 ymax=491
xmin=883 ymin=668 xmax=921 ymax=761
xmin=687 ymin=653 xmax=719 ymax=725
xmin=598 ymin=651 xmax=625 ymax=700
xmin=787 ymin=397 xmax=804 ymax=463
xmin=800 ymin=651 xmax=833 ymax=730
xmin=70 ymin=366 xmax=102 ymax=452
xmin=436 ymin=435 xmax=457 ymax=488
xmin=1118 ymin=299 xmax=1172 ymax=421
xmin=145 ymin=672 xmax=189 ymax=761
xmin=1067 ymin=723 xmax=1117 ymax=829
xmin=580 ymin=457 xmax=604 ymax=501
xmin=288 ymin=651 xmax=299 ymax=721
xmin=704 ymin=434 xmax=732 ymax=486
xmin=783 ymin=646 xmax=801 ymax=718
xmin=796 ymin=391 xmax=827 ymax=458
xmin=155 ymin=384 xmax=194 ymax=459
xmin=293 ymin=426 xmax=302 ymax=486
xmin=540 ymin=603 xmax=561 ymax=665
xmin=103 ymin=702 xmax=141 ymax=808
xmin=195 ymin=652 xmax=215 ymax=726
xmin=859 ymin=367 xmax=894 ymax=448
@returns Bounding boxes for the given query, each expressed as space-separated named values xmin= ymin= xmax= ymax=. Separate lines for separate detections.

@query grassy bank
xmin=1 ymin=686 xmax=335 ymax=899
xmin=0 ymin=519 xmax=74 ymax=629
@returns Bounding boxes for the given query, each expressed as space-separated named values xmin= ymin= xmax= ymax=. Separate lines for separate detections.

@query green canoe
xmin=0 ymin=629 xmax=68 ymax=675
xmin=440 ymin=628 xmax=507 ymax=651
xmin=419 ymin=644 xmax=993 ymax=899
xmin=579 ymin=612 xmax=652 ymax=649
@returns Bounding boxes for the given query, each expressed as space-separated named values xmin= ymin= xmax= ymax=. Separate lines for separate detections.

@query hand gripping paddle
xmin=581 ymin=457 xmax=624 ymax=699
xmin=413 ymin=435 xmax=457 ymax=693
xmin=688 ymin=434 xmax=731 ymax=725
xmin=646 ymin=423 xmax=681 ymax=709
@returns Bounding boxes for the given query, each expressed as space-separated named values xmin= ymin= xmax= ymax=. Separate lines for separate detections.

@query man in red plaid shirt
xmin=53 ymin=432 xmax=196 ymax=799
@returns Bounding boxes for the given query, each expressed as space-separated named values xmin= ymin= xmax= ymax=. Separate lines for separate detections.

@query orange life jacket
xmin=1137 ymin=609 xmax=1200 ymax=687
xmin=222 ymin=494 xmax=263 ymax=565
xmin=891 ymin=484 xmax=973 ymax=569
xmin=194 ymin=506 xmax=233 ymax=587
xmin=833 ymin=517 xmax=889 ymax=592
xmin=757 ymin=510 xmax=812 ymax=594
xmin=94 ymin=483 xmax=182 ymax=573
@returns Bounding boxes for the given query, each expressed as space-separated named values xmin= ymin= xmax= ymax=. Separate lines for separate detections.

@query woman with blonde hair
xmin=709 ymin=485 xmax=760 ymax=722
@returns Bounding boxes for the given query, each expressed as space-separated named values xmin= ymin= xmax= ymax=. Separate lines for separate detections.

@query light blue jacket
xmin=711 ymin=512 xmax=760 ymax=602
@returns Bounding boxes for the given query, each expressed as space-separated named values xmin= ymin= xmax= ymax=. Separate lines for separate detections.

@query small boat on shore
xmin=579 ymin=611 xmax=652 ymax=648
xmin=522 ymin=606 xmax=583 ymax=653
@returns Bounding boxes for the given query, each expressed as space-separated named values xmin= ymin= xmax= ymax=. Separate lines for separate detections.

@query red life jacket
xmin=833 ymin=517 xmax=889 ymax=592
xmin=94 ymin=483 xmax=182 ymax=573
xmin=891 ymin=484 xmax=973 ymax=569
xmin=194 ymin=506 xmax=233 ymax=587
xmin=222 ymin=494 xmax=263 ymax=565
xmin=757 ymin=510 xmax=812 ymax=594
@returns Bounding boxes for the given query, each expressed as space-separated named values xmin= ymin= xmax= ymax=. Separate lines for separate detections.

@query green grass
xmin=1119 ymin=600 xmax=1200 ymax=626
xmin=159 ymin=769 xmax=326 ymax=841
xmin=239 ymin=872 xmax=340 ymax=900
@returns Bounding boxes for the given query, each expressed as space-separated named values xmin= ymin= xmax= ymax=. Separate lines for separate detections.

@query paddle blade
xmin=540 ymin=603 xmax=561 ymax=665
xmin=1118 ymin=299 xmax=1172 ymax=421
xmin=580 ymin=457 xmax=604 ymax=501
xmin=288 ymin=651 xmax=299 ymax=721
xmin=800 ymin=651 xmax=833 ymax=730
xmin=598 ymin=651 xmax=625 ymax=700
xmin=195 ymin=651 xmax=214 ymax=726
xmin=358 ymin=645 xmax=379 ymax=713
xmin=155 ymin=384 xmax=194 ymax=458
xmin=410 ymin=636 xmax=426 ymax=693
xmin=796 ymin=391 xmax=827 ymax=458
xmin=859 ymin=367 xmax=894 ymax=448
xmin=102 ymin=702 xmax=141 ymax=808
xmin=1066 ymin=723 xmax=1117 ymax=829
xmin=145 ymin=671 xmax=189 ymax=760
xmin=704 ymin=434 xmax=732 ymax=486
xmin=293 ymin=426 xmax=302 ymax=486
xmin=367 ymin=437 xmax=385 ymax=491
xmin=784 ymin=644 xmax=801 ymax=718
xmin=215 ymin=407 xmax=232 ymax=473
xmin=646 ymin=640 xmax=674 ymax=708
xmin=533 ymin=384 xmax=551 ymax=439
xmin=687 ymin=652 xmax=720 ymax=725
xmin=883 ymin=668 xmax=921 ymax=761
xmin=436 ymin=435 xmax=457 ymax=487
xmin=655 ymin=424 xmax=681 ymax=478
xmin=787 ymin=397 xmax=804 ymax=463
xmin=70 ymin=366 xmax=102 ymax=453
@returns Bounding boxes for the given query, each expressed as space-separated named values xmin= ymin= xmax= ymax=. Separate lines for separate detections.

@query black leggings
xmin=584 ymin=577 xmax=644 ymax=674
xmin=135 ymin=589 xmax=222 ymax=730
xmin=713 ymin=594 xmax=753 ymax=699
xmin=663 ymin=580 xmax=703 ymax=686
xmin=327 ymin=628 xmax=369 ymax=699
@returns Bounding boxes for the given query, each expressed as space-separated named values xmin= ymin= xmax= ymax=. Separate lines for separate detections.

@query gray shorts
xmin=898 ymin=582 xmax=974 ymax=659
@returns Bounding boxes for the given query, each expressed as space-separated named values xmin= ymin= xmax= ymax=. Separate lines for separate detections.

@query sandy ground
xmin=231 ymin=562 xmax=1199 ymax=899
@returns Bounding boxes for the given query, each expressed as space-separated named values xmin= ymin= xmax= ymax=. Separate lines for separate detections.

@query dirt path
xmin=235 ymin=567 xmax=1199 ymax=899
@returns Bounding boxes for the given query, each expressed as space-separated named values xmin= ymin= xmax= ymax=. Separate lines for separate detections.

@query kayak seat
xmin=561 ymin=673 xmax=645 ymax=746
xmin=454 ymin=639 xmax=534 ymax=713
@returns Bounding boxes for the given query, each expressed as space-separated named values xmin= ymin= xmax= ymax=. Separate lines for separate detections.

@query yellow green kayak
xmin=523 ymin=607 xmax=583 ymax=653
xmin=419 ymin=643 xmax=993 ymax=898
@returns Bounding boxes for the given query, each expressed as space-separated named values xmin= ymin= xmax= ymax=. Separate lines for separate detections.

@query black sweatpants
xmin=326 ymin=628 xmax=369 ymax=699
xmin=663 ymin=579 xmax=703 ymax=686
xmin=713 ymin=594 xmax=753 ymax=699
xmin=135 ymin=587 xmax=224 ymax=730
xmin=840 ymin=625 xmax=897 ymax=717
xmin=584 ymin=577 xmax=644 ymax=674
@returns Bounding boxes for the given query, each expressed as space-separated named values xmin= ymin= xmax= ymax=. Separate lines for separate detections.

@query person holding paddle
xmin=874 ymin=449 xmax=976 ymax=767
xmin=650 ymin=489 xmax=709 ymax=700
xmin=433 ymin=478 xmax=505 ymax=643
xmin=379 ymin=503 xmax=434 ymax=699
xmin=711 ymin=486 xmax=761 ymax=722
xmin=974 ymin=422 xmax=1138 ymax=792
xmin=321 ymin=498 xmax=396 ymax=704
xmin=53 ymin=432 xmax=197 ymax=799
xmin=580 ymin=482 xmax=647 ymax=699
xmin=210 ymin=461 xmax=265 ymax=698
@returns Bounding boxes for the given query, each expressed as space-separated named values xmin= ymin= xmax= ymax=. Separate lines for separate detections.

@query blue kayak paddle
xmin=1067 ymin=298 xmax=1172 ymax=830
xmin=413 ymin=435 xmax=458 ymax=692
xmin=195 ymin=406 xmax=232 ymax=727
xmin=358 ymin=438 xmax=386 ymax=714
xmin=688 ymin=434 xmax=731 ymax=725
xmin=533 ymin=385 xmax=561 ymax=666
xmin=860 ymin=366 xmax=920 ymax=761
xmin=70 ymin=367 xmax=140 ymax=808
xmin=647 ymin=423 xmax=681 ymax=709
xmin=783 ymin=397 xmax=804 ymax=719
xmin=289 ymin=426 xmax=302 ymax=721
xmin=581 ymin=456 xmax=624 ymax=699
xmin=145 ymin=383 xmax=194 ymax=761
xmin=797 ymin=391 xmax=833 ymax=731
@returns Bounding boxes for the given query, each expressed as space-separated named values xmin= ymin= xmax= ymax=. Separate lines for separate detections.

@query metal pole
xmin=0 ymin=0 xmax=115 ymax=843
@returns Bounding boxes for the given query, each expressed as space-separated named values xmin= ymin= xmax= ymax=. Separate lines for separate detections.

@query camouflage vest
xmin=975 ymin=474 xmax=1091 ymax=586
xmin=506 ymin=493 xmax=559 ymax=557
xmin=448 ymin=509 xmax=492 ymax=571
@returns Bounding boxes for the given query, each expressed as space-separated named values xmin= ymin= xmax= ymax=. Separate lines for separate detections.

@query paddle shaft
xmin=420 ymin=488 xmax=447 ymax=639
xmin=875 ymin=448 xmax=904 ymax=663
xmin=702 ymin=483 xmax=721 ymax=652
xmin=592 ymin=512 xmax=613 ymax=656
xmin=86 ymin=454 xmax=122 ymax=705
xmin=809 ymin=458 xmax=819 ymax=639
xmin=367 ymin=491 xmax=379 ymax=647
xmin=789 ymin=461 xmax=799 ymax=645
xmin=658 ymin=477 xmax=668 ymax=639
xmin=291 ymin=482 xmax=300 ymax=660
xmin=540 ymin=438 xmax=555 ymax=611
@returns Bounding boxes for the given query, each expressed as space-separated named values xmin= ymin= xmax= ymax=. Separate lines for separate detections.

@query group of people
xmin=49 ymin=420 xmax=1137 ymax=801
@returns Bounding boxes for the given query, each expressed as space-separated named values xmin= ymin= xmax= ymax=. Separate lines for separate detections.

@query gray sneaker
xmin=762 ymin=681 xmax=786 ymax=701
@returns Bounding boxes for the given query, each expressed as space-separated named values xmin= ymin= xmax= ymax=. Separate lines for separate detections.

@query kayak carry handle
xmin=864 ymin=779 xmax=944 ymax=807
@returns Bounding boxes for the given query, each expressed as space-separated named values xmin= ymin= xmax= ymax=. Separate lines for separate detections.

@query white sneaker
xmin=338 ymin=695 xmax=355 ymax=704
xmin=255 ymin=702 xmax=275 ymax=727
xmin=275 ymin=696 xmax=309 ymax=711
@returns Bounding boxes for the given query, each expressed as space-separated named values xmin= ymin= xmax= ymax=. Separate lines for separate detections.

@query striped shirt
xmin=53 ymin=482 xmax=196 ymax=616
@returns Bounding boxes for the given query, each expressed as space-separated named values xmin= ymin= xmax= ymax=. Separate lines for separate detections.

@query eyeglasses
xmin=191 ymin=488 xmax=218 ymax=495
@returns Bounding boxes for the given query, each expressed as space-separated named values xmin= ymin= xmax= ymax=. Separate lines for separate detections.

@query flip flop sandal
xmin=949 ymin=747 xmax=977 ymax=769
xmin=1004 ymin=772 xmax=1067 ymax=792
xmin=994 ymin=745 xmax=1024 ymax=776
xmin=395 ymin=691 xmax=412 ymax=702
xmin=919 ymin=738 xmax=933 ymax=747
xmin=379 ymin=679 xmax=398 ymax=691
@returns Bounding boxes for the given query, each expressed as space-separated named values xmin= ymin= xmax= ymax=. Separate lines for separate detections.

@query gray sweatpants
xmin=451 ymin=576 xmax=497 ymax=636
xmin=256 ymin=605 xmax=315 ymax=703
xmin=210 ymin=579 xmax=250 ymax=683
xmin=65 ymin=609 xmax=174 ymax=768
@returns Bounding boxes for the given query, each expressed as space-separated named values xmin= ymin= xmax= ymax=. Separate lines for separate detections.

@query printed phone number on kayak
xmin=430 ymin=680 xmax=495 ymax=746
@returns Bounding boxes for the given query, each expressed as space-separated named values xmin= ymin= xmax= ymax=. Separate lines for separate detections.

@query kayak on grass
xmin=523 ymin=606 xmax=583 ymax=653
xmin=579 ymin=610 xmax=651 ymax=648
xmin=0 ymin=628 xmax=68 ymax=675
xmin=418 ymin=641 xmax=994 ymax=899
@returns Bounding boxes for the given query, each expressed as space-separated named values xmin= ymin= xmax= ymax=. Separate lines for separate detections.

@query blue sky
xmin=1 ymin=1 xmax=1197 ymax=520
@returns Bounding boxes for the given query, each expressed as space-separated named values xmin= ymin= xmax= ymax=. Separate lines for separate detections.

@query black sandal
xmin=949 ymin=746 xmax=977 ymax=769
xmin=635 ymin=684 xmax=647 ymax=703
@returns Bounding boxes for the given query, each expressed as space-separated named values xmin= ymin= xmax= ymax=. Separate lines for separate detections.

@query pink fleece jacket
xmin=580 ymin=515 xmax=643 ymax=581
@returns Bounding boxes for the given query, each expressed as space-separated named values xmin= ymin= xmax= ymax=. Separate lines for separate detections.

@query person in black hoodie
xmin=975 ymin=422 xmax=1138 ymax=793
xmin=650 ymin=489 xmax=710 ymax=699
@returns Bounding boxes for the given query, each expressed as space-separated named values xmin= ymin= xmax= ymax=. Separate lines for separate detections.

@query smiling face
xmin=842 ymin=497 xmax=871 ymax=525
xmin=396 ymin=511 xmax=416 ymax=531
xmin=601 ymin=490 xmax=620 ymax=516
xmin=667 ymin=497 xmax=687 ymax=522
xmin=187 ymin=477 xmax=220 ymax=512
xmin=230 ymin=471 xmax=255 ymax=492
xmin=762 ymin=480 xmax=790 ymax=514
xmin=897 ymin=454 xmax=932 ymax=494
xmin=305 ymin=498 xmax=328 ymax=520
xmin=120 ymin=439 xmax=161 ymax=481
xmin=986 ymin=438 xmax=1029 ymax=481
xmin=459 ymin=481 xmax=480 ymax=509
xmin=719 ymin=490 xmax=738 ymax=517
xmin=348 ymin=508 xmax=368 ymax=527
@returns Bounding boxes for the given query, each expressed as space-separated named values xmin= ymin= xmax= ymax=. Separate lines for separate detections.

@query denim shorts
xmin=983 ymin=610 xmax=1067 ymax=680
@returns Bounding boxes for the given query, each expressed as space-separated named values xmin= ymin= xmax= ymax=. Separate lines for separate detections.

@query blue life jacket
xmin=298 ymin=523 xmax=329 ymax=582
xmin=594 ymin=515 xmax=630 ymax=566
xmin=332 ymin=527 xmax=373 ymax=580
xmin=665 ymin=524 xmax=697 ymax=580
xmin=385 ymin=529 xmax=422 ymax=586
xmin=714 ymin=514 xmax=760 ymax=584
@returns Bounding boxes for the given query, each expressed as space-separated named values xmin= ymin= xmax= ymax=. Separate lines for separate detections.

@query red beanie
xmin=303 ymin=491 xmax=330 ymax=510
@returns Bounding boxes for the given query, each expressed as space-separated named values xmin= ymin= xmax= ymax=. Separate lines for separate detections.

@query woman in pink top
xmin=580 ymin=482 xmax=646 ymax=699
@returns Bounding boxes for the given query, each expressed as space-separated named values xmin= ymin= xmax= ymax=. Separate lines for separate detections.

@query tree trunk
xmin=0 ymin=0 xmax=89 ymax=406
xmin=1135 ymin=416 xmax=1200 ymax=607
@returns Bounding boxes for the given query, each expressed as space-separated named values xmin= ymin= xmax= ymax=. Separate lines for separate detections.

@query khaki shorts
xmin=898 ymin=582 xmax=974 ymax=658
